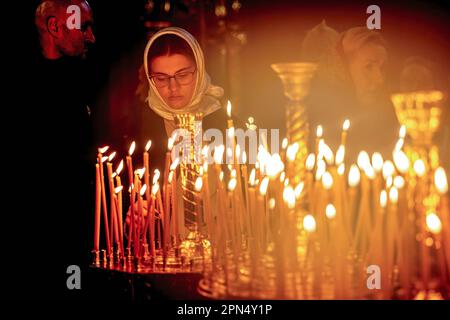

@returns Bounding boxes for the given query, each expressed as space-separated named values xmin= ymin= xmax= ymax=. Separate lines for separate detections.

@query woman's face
xmin=348 ymin=43 xmax=387 ymax=106
xmin=150 ymin=54 xmax=196 ymax=109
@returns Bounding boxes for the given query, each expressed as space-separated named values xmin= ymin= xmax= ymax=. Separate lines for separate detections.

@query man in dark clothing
xmin=5 ymin=0 xmax=97 ymax=298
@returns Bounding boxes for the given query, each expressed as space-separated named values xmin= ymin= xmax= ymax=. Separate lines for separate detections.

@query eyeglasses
xmin=149 ymin=68 xmax=196 ymax=88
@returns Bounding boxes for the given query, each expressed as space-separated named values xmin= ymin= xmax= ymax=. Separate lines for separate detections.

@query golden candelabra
xmin=271 ymin=62 xmax=318 ymax=186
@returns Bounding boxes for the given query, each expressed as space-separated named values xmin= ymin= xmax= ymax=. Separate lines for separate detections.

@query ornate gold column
xmin=271 ymin=62 xmax=318 ymax=185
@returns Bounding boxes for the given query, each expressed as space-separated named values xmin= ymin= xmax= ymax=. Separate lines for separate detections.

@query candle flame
xmin=316 ymin=125 xmax=323 ymax=138
xmin=382 ymin=160 xmax=395 ymax=179
xmin=380 ymin=190 xmax=387 ymax=208
xmin=136 ymin=168 xmax=146 ymax=180
xmin=413 ymin=159 xmax=426 ymax=177
xmin=295 ymin=182 xmax=304 ymax=199
xmin=434 ymin=167 xmax=448 ymax=194
xmin=231 ymin=169 xmax=237 ymax=178
xmin=140 ymin=184 xmax=147 ymax=196
xmin=348 ymin=164 xmax=360 ymax=187
xmin=303 ymin=214 xmax=316 ymax=233
xmin=145 ymin=140 xmax=152 ymax=152
xmin=116 ymin=160 xmax=124 ymax=175
xmin=389 ymin=187 xmax=399 ymax=203
xmin=114 ymin=185 xmax=123 ymax=194
xmin=357 ymin=151 xmax=371 ymax=171
xmin=101 ymin=156 xmax=108 ymax=163
xmin=228 ymin=178 xmax=237 ymax=191
xmin=280 ymin=171 xmax=286 ymax=183
xmin=394 ymin=176 xmax=405 ymax=189
xmin=259 ymin=177 xmax=269 ymax=196
xmin=227 ymin=127 xmax=235 ymax=139
xmin=306 ymin=153 xmax=315 ymax=171
xmin=170 ymin=157 xmax=180 ymax=171
xmin=372 ymin=152 xmax=384 ymax=173
xmin=315 ymin=159 xmax=326 ymax=181
xmin=249 ymin=169 xmax=256 ymax=186
xmin=108 ymin=151 xmax=116 ymax=162
xmin=399 ymin=125 xmax=406 ymax=139
xmin=283 ymin=186 xmax=296 ymax=209
xmin=393 ymin=150 xmax=409 ymax=174
xmin=213 ymin=145 xmax=225 ymax=164
xmin=203 ymin=162 xmax=208 ymax=173
xmin=386 ymin=176 xmax=393 ymax=188
xmin=151 ymin=183 xmax=159 ymax=195
xmin=226 ymin=100 xmax=232 ymax=118
xmin=343 ymin=119 xmax=350 ymax=131
xmin=336 ymin=145 xmax=345 ymax=165
xmin=326 ymin=204 xmax=336 ymax=219
xmin=242 ymin=151 xmax=247 ymax=164
xmin=219 ymin=171 xmax=224 ymax=182
xmin=364 ymin=165 xmax=376 ymax=180
xmin=195 ymin=176 xmax=203 ymax=192
xmin=426 ymin=212 xmax=442 ymax=234
xmin=128 ymin=141 xmax=136 ymax=156
xmin=286 ymin=143 xmax=299 ymax=162
xmin=395 ymin=138 xmax=404 ymax=151
xmin=322 ymin=143 xmax=334 ymax=165
xmin=282 ymin=138 xmax=288 ymax=150
xmin=168 ymin=171 xmax=174 ymax=184
xmin=168 ymin=137 xmax=174 ymax=151
xmin=153 ymin=169 xmax=160 ymax=184
xmin=112 ymin=172 xmax=117 ymax=178
xmin=266 ymin=153 xmax=285 ymax=178
xmin=337 ymin=163 xmax=345 ymax=176
xmin=322 ymin=171 xmax=334 ymax=189
xmin=269 ymin=198 xmax=276 ymax=209
xmin=98 ymin=146 xmax=109 ymax=154
xmin=227 ymin=146 xmax=233 ymax=160
xmin=201 ymin=145 xmax=209 ymax=158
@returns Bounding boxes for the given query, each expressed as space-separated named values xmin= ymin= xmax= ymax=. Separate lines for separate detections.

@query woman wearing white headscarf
xmin=128 ymin=27 xmax=232 ymax=237
xmin=143 ymin=27 xmax=226 ymax=137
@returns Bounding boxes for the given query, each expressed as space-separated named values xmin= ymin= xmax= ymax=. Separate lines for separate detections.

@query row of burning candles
xmin=92 ymin=103 xmax=449 ymax=297
xmin=198 ymin=120 xmax=449 ymax=298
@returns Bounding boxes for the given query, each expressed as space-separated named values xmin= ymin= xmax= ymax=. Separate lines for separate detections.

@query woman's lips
xmin=169 ymin=96 xmax=183 ymax=101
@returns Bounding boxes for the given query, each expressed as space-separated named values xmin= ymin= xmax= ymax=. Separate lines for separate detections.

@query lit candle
xmin=97 ymin=146 xmax=111 ymax=256
xmin=126 ymin=142 xmax=136 ymax=256
xmin=144 ymin=140 xmax=152 ymax=195
xmin=107 ymin=158 xmax=119 ymax=249
xmin=340 ymin=119 xmax=350 ymax=147
xmin=94 ymin=163 xmax=101 ymax=252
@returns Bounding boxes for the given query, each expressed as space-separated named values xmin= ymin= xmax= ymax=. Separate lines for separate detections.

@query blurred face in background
xmin=150 ymin=54 xmax=197 ymax=109
xmin=348 ymin=43 xmax=387 ymax=105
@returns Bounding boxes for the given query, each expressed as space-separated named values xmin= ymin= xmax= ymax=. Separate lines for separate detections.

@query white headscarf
xmin=143 ymin=27 xmax=224 ymax=121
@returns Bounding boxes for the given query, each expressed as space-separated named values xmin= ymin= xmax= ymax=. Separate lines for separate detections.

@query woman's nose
xmin=168 ymin=77 xmax=179 ymax=91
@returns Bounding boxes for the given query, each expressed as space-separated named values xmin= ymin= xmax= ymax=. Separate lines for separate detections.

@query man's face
xmin=57 ymin=2 xmax=95 ymax=59
xmin=150 ymin=54 xmax=197 ymax=110
xmin=348 ymin=43 xmax=387 ymax=105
